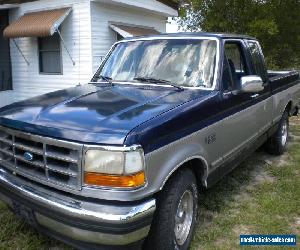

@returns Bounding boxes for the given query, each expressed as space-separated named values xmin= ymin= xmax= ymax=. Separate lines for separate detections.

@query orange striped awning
xmin=3 ymin=8 xmax=71 ymax=38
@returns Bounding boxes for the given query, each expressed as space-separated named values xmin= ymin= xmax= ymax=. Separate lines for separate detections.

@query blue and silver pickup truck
xmin=0 ymin=33 xmax=299 ymax=250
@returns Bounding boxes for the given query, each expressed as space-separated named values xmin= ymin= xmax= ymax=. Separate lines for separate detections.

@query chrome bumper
xmin=0 ymin=168 xmax=156 ymax=247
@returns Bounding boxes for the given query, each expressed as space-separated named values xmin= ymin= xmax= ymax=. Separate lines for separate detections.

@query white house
xmin=0 ymin=0 xmax=178 ymax=107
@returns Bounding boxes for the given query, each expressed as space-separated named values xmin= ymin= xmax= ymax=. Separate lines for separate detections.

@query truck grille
xmin=0 ymin=126 xmax=83 ymax=191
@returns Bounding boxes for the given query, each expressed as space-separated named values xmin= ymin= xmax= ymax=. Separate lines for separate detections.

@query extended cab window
xmin=247 ymin=41 xmax=267 ymax=82
xmin=223 ymin=42 xmax=247 ymax=90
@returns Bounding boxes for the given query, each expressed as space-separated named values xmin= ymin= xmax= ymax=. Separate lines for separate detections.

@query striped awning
xmin=110 ymin=24 xmax=160 ymax=38
xmin=3 ymin=8 xmax=71 ymax=38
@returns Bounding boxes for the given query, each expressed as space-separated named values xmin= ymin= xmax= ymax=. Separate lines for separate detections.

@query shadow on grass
xmin=200 ymin=149 xmax=266 ymax=212
xmin=191 ymin=118 xmax=300 ymax=249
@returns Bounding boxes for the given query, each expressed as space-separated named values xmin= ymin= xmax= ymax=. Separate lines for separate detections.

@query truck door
xmin=213 ymin=39 xmax=272 ymax=169
xmin=246 ymin=40 xmax=273 ymax=127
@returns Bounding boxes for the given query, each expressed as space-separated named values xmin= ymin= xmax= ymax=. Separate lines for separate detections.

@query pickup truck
xmin=0 ymin=33 xmax=299 ymax=250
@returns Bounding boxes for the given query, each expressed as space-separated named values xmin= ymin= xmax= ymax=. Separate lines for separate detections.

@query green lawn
xmin=191 ymin=116 xmax=300 ymax=250
xmin=0 ymin=117 xmax=299 ymax=250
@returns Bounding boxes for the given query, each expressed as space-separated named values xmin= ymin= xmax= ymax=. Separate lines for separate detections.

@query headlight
xmin=83 ymin=146 xmax=145 ymax=188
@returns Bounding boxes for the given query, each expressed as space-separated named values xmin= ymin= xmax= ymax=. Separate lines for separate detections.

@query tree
xmin=177 ymin=0 xmax=300 ymax=69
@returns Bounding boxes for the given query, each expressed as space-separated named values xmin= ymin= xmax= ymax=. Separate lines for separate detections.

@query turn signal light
xmin=84 ymin=171 xmax=145 ymax=188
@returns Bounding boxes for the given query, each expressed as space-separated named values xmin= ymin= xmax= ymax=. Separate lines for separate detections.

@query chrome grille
xmin=0 ymin=126 xmax=83 ymax=191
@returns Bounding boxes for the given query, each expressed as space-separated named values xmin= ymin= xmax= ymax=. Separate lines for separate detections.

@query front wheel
xmin=265 ymin=110 xmax=289 ymax=155
xmin=144 ymin=169 xmax=198 ymax=250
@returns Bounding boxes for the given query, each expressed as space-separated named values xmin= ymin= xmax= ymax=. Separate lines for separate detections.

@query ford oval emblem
xmin=23 ymin=152 xmax=34 ymax=161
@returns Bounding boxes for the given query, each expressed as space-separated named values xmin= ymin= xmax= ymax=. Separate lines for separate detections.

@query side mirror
xmin=240 ymin=75 xmax=264 ymax=93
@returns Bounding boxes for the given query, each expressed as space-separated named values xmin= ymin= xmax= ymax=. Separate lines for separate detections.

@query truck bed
xmin=268 ymin=70 xmax=299 ymax=80
xmin=268 ymin=70 xmax=300 ymax=91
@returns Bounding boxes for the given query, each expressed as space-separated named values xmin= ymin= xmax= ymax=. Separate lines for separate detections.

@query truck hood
xmin=0 ymin=84 xmax=211 ymax=145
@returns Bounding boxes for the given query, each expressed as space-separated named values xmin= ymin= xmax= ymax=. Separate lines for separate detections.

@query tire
xmin=144 ymin=169 xmax=198 ymax=250
xmin=266 ymin=110 xmax=289 ymax=155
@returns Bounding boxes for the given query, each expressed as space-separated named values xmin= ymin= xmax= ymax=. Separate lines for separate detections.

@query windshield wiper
xmin=133 ymin=77 xmax=184 ymax=91
xmin=94 ymin=75 xmax=114 ymax=86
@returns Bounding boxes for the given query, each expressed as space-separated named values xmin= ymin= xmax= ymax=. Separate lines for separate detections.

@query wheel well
xmin=184 ymin=158 xmax=207 ymax=188
xmin=163 ymin=158 xmax=207 ymax=190
xmin=293 ymin=106 xmax=299 ymax=116
xmin=286 ymin=101 xmax=292 ymax=116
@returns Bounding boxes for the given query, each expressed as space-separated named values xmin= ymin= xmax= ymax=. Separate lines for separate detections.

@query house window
xmin=38 ymin=33 xmax=62 ymax=74
xmin=0 ymin=10 xmax=12 ymax=91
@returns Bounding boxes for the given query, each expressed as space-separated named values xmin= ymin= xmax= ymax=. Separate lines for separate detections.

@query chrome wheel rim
xmin=174 ymin=190 xmax=194 ymax=246
xmin=281 ymin=121 xmax=288 ymax=146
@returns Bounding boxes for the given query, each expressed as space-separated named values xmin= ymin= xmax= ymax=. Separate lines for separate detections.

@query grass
xmin=0 ymin=117 xmax=299 ymax=250
xmin=191 ymin=116 xmax=300 ymax=250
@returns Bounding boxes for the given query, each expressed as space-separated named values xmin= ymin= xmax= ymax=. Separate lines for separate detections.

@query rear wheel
xmin=266 ymin=110 xmax=289 ymax=155
xmin=144 ymin=169 xmax=198 ymax=250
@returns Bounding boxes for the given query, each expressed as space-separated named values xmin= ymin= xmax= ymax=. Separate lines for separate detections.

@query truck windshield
xmin=95 ymin=39 xmax=217 ymax=89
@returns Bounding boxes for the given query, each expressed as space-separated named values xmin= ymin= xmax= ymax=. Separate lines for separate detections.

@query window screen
xmin=38 ymin=33 xmax=62 ymax=74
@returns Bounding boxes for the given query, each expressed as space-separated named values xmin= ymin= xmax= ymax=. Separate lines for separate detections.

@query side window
xmin=247 ymin=41 xmax=267 ymax=82
xmin=222 ymin=54 xmax=234 ymax=91
xmin=222 ymin=42 xmax=247 ymax=91
xmin=225 ymin=43 xmax=246 ymax=73
xmin=38 ymin=33 xmax=62 ymax=74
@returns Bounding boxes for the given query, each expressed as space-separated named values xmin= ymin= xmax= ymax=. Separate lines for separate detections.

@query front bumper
xmin=0 ymin=167 xmax=156 ymax=249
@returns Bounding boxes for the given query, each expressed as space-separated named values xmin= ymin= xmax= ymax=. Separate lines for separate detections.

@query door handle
xmin=251 ymin=94 xmax=259 ymax=98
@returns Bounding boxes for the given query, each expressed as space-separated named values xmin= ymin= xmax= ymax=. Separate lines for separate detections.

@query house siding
xmin=0 ymin=0 xmax=173 ymax=108
xmin=0 ymin=0 xmax=93 ymax=107
xmin=90 ymin=1 xmax=167 ymax=72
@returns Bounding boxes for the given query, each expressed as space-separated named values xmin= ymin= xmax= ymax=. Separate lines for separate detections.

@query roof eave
xmin=0 ymin=3 xmax=18 ymax=9
xmin=0 ymin=0 xmax=35 ymax=4
xmin=157 ymin=0 xmax=179 ymax=10
xmin=92 ymin=0 xmax=178 ymax=17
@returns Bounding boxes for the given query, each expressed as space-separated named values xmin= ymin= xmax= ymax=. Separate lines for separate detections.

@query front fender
xmin=145 ymin=141 xmax=209 ymax=194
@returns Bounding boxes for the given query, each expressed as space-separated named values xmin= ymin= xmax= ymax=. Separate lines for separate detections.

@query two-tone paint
xmin=0 ymin=34 xmax=299 ymax=203
xmin=0 ymin=33 xmax=299 ymax=248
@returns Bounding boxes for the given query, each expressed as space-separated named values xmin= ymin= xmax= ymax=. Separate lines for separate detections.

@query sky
xmin=166 ymin=17 xmax=181 ymax=33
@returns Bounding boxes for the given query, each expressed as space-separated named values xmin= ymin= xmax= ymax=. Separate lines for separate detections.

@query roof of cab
xmin=122 ymin=32 xmax=257 ymax=41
